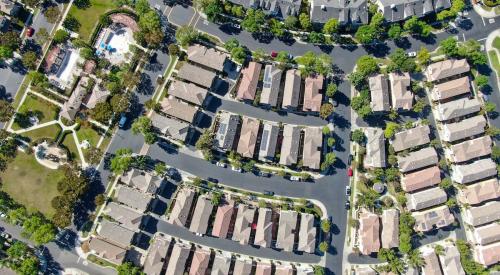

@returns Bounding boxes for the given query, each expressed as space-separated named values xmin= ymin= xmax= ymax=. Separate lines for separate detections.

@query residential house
xmin=275 ymin=265 xmax=294 ymax=275
xmin=474 ymin=242 xmax=500 ymax=266
xmin=302 ymin=75 xmax=323 ymax=112
xmin=151 ymin=112 xmax=190 ymax=142
xmin=364 ymin=127 xmax=387 ymax=169
xmin=359 ymin=212 xmax=380 ymax=255
xmin=309 ymin=0 xmax=369 ymax=25
xmin=215 ymin=112 xmax=240 ymax=151
xmin=406 ymin=187 xmax=447 ymax=211
xmin=84 ymin=79 xmax=110 ymax=109
xmin=448 ymin=135 xmax=492 ymax=163
xmin=189 ymin=195 xmax=214 ymax=235
xmin=430 ymin=76 xmax=470 ymax=101
xmin=279 ymin=124 xmax=300 ymax=166
xmin=457 ymin=178 xmax=500 ymax=206
xmin=391 ymin=125 xmax=430 ymax=152
xmin=381 ymin=209 xmax=399 ymax=249
xmin=177 ymin=63 xmax=217 ymax=88
xmin=258 ymin=122 xmax=279 ymax=162
xmin=187 ymin=44 xmax=227 ymax=72
xmin=436 ymin=98 xmax=481 ymax=121
xmin=120 ymin=169 xmax=162 ymax=194
xmin=425 ymin=59 xmax=470 ymax=83
xmin=442 ymin=115 xmax=487 ymax=142
xmin=168 ymin=188 xmax=196 ymax=227
xmin=60 ymin=76 xmax=90 ymax=121
xmin=421 ymin=248 xmax=443 ymax=275
xmin=260 ymin=64 xmax=283 ymax=107
xmin=0 ymin=0 xmax=19 ymax=16
xmin=102 ymin=202 xmax=143 ymax=231
xmin=401 ymin=166 xmax=441 ymax=192
xmin=255 ymin=262 xmax=272 ymax=275
xmin=210 ymin=255 xmax=232 ymax=275
xmin=97 ymin=220 xmax=135 ymax=248
xmin=368 ymin=74 xmax=390 ymax=112
xmin=397 ymin=147 xmax=438 ymax=173
xmin=212 ymin=204 xmax=234 ymax=238
xmin=232 ymin=204 xmax=256 ymax=245
xmin=474 ymin=223 xmax=500 ymax=245
xmin=439 ymin=245 xmax=465 ymax=275
xmin=115 ymin=185 xmax=153 ymax=213
xmin=463 ymin=201 xmax=500 ymax=227
xmin=276 ymin=210 xmax=298 ymax=252
xmin=165 ymin=243 xmax=190 ymax=275
xmin=389 ymin=72 xmax=412 ymax=110
xmin=88 ymin=237 xmax=127 ymax=265
xmin=233 ymin=259 xmax=253 ymax=275
xmin=160 ymin=98 xmax=198 ymax=123
xmin=298 ymin=213 xmax=316 ymax=253
xmin=412 ymin=205 xmax=454 ymax=232
xmin=302 ymin=127 xmax=322 ymax=170
xmin=282 ymin=69 xmax=302 ymax=110
xmin=451 ymin=158 xmax=497 ymax=184
xmin=237 ymin=117 xmax=260 ymax=158
xmin=237 ymin=62 xmax=262 ymax=101
xmin=168 ymin=80 xmax=208 ymax=106
xmin=143 ymin=234 xmax=170 ymax=275
xmin=189 ymin=249 xmax=210 ymax=275
xmin=228 ymin=0 xmax=302 ymax=19
xmin=376 ymin=0 xmax=451 ymax=22
xmin=254 ymin=208 xmax=273 ymax=248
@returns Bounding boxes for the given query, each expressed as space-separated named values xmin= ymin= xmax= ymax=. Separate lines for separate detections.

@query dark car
xmin=345 ymin=200 xmax=350 ymax=210
xmin=263 ymin=190 xmax=274 ymax=196
xmin=259 ymin=171 xmax=271 ymax=177
xmin=207 ymin=177 xmax=219 ymax=184
xmin=118 ymin=113 xmax=127 ymax=129
xmin=348 ymin=154 xmax=354 ymax=165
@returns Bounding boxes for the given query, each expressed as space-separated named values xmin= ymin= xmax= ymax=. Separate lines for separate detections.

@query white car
xmin=407 ymin=51 xmax=417 ymax=57
xmin=290 ymin=176 xmax=302 ymax=181
xmin=0 ymin=212 xmax=5 ymax=218
xmin=0 ymin=232 xmax=11 ymax=239
xmin=232 ymin=166 xmax=242 ymax=173
xmin=216 ymin=162 xmax=226 ymax=168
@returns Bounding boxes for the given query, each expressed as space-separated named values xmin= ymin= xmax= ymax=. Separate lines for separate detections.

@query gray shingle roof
xmin=115 ymin=185 xmax=153 ymax=212
xmin=310 ymin=0 xmax=369 ymax=24
xmin=97 ymin=220 xmax=135 ymax=248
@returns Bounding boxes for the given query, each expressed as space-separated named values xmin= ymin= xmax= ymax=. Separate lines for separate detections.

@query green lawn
xmin=21 ymin=124 xmax=62 ymax=142
xmin=76 ymin=124 xmax=101 ymax=148
xmin=1 ymin=152 xmax=65 ymax=217
xmin=61 ymin=133 xmax=80 ymax=162
xmin=68 ymin=0 xmax=115 ymax=41
xmin=493 ymin=37 xmax=500 ymax=52
xmin=13 ymin=95 xmax=60 ymax=130
xmin=488 ymin=50 xmax=500 ymax=77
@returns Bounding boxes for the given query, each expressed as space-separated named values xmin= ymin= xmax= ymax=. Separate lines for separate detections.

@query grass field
xmin=61 ymin=133 xmax=80 ymax=162
xmin=68 ymin=0 xmax=115 ymax=41
xmin=1 ymin=152 xmax=65 ymax=217
xmin=488 ymin=50 xmax=500 ymax=77
xmin=494 ymin=37 xmax=500 ymax=51
xmin=13 ymin=95 xmax=60 ymax=130
xmin=76 ymin=125 xmax=101 ymax=148
xmin=21 ymin=124 xmax=62 ymax=142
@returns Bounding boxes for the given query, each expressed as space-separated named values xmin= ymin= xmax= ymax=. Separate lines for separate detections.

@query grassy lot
xmin=61 ymin=133 xmax=80 ymax=162
xmin=21 ymin=124 xmax=62 ymax=142
xmin=1 ymin=152 xmax=65 ymax=217
xmin=494 ymin=37 xmax=500 ymax=51
xmin=488 ymin=50 xmax=500 ymax=77
xmin=13 ymin=95 xmax=60 ymax=130
xmin=76 ymin=124 xmax=101 ymax=148
xmin=68 ymin=0 xmax=115 ymax=41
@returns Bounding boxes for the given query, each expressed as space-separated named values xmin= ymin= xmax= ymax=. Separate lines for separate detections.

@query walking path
xmin=473 ymin=3 xmax=499 ymax=18
xmin=486 ymin=29 xmax=500 ymax=89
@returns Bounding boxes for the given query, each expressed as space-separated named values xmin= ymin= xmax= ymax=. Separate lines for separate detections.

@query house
xmin=474 ymin=242 xmax=500 ymax=266
xmin=401 ymin=166 xmax=441 ymax=192
xmin=474 ymin=223 xmax=500 ymax=245
xmin=260 ymin=64 xmax=283 ymax=107
xmin=309 ymin=0 xmax=369 ymax=25
xmin=102 ymin=202 xmax=143 ymax=231
xmin=160 ymin=98 xmax=198 ymax=123
xmin=276 ymin=210 xmax=298 ymax=252
xmin=120 ymin=169 xmax=162 ymax=194
xmin=254 ymin=208 xmax=273 ymax=248
xmin=215 ymin=112 xmax=240 ymax=151
xmin=60 ymin=76 xmax=90 ymax=121
xmin=165 ymin=243 xmax=190 ymax=275
xmin=463 ymin=201 xmax=500 ymax=227
xmin=457 ymin=178 xmax=500 ymax=206
xmin=97 ymin=220 xmax=135 ymax=248
xmin=406 ymin=187 xmax=447 ymax=211
xmin=302 ymin=127 xmax=322 ymax=170
xmin=389 ymin=72 xmax=412 ymax=110
xmin=143 ymin=234 xmax=171 ymax=275
xmin=412 ymin=205 xmax=455 ymax=232
xmin=381 ymin=209 xmax=399 ymax=249
xmin=363 ymin=127 xmax=387 ymax=169
xmin=425 ymin=59 xmax=470 ymax=83
xmin=84 ymin=79 xmax=110 ymax=109
xmin=397 ymin=147 xmax=438 ymax=173
xmin=232 ymin=204 xmax=256 ymax=245
xmin=275 ymin=265 xmax=295 ymax=275
xmin=391 ymin=125 xmax=430 ymax=152
xmin=151 ymin=112 xmax=190 ymax=142
xmin=115 ymin=185 xmax=153 ymax=213
xmin=356 ymin=267 xmax=377 ymax=275
xmin=233 ymin=259 xmax=253 ymax=275
xmin=237 ymin=117 xmax=260 ymax=158
xmin=298 ymin=213 xmax=316 ymax=253
xmin=211 ymin=255 xmax=232 ymax=275
xmin=227 ymin=0 xmax=302 ymax=19
xmin=258 ymin=122 xmax=279 ymax=162
xmin=302 ymin=75 xmax=323 ymax=112
xmin=187 ymin=44 xmax=227 ymax=72
xmin=442 ymin=115 xmax=487 ymax=142
xmin=359 ymin=212 xmax=380 ymax=255
xmin=212 ymin=204 xmax=234 ymax=238
xmin=168 ymin=80 xmax=208 ymax=106
xmin=189 ymin=248 xmax=210 ymax=275
xmin=189 ymin=195 xmax=214 ymax=235
xmin=439 ymin=245 xmax=465 ymax=275
xmin=177 ymin=63 xmax=217 ymax=88
xmin=282 ymin=69 xmax=302 ymax=110
xmin=88 ymin=237 xmax=127 ymax=265
xmin=0 ymin=16 xmax=10 ymax=33
xmin=0 ymin=0 xmax=19 ymax=16
xmin=448 ymin=136 xmax=492 ymax=163
xmin=168 ymin=188 xmax=196 ymax=227
xmin=368 ymin=74 xmax=390 ymax=112
xmin=376 ymin=0 xmax=451 ymax=22
xmin=436 ymin=98 xmax=481 ymax=121
xmin=421 ymin=248 xmax=443 ymax=275
xmin=237 ymin=62 xmax=262 ymax=101
xmin=279 ymin=124 xmax=301 ymax=166
xmin=451 ymin=158 xmax=497 ymax=184
xmin=255 ymin=262 xmax=272 ymax=275
xmin=430 ymin=76 xmax=470 ymax=101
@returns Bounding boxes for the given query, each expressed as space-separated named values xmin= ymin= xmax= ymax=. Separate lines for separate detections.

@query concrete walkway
xmin=486 ymin=29 xmax=500 ymax=89
xmin=473 ymin=3 xmax=499 ymax=18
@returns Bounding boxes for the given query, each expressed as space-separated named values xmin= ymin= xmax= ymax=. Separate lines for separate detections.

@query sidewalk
xmin=473 ymin=3 xmax=499 ymax=18
xmin=485 ymin=29 xmax=500 ymax=89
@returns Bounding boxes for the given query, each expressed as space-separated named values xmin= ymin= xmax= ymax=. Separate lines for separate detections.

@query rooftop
xmin=391 ymin=125 xmax=430 ymax=152
xmin=401 ymin=166 xmax=441 ymax=192
xmin=187 ymin=44 xmax=227 ymax=72
xmin=237 ymin=62 xmax=262 ymax=100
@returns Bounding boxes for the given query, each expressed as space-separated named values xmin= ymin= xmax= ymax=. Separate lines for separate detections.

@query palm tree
xmin=408 ymin=249 xmax=425 ymax=268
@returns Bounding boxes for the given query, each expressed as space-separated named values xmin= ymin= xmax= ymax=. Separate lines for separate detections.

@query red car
xmin=26 ymin=27 xmax=34 ymax=37
xmin=347 ymin=167 xmax=353 ymax=177
xmin=270 ymin=51 xmax=278 ymax=58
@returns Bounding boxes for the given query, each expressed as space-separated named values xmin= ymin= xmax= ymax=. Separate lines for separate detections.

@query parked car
xmin=345 ymin=200 xmax=350 ymax=209
xmin=0 ymin=211 xmax=6 ymax=219
xmin=0 ymin=232 xmax=11 ymax=240
xmin=207 ymin=177 xmax=219 ymax=184
xmin=216 ymin=162 xmax=226 ymax=168
xmin=270 ymin=51 xmax=278 ymax=58
xmin=345 ymin=186 xmax=351 ymax=196
xmin=407 ymin=51 xmax=417 ymax=57
xmin=231 ymin=166 xmax=242 ymax=173
xmin=26 ymin=27 xmax=34 ymax=37
xmin=258 ymin=171 xmax=271 ymax=177
xmin=348 ymin=154 xmax=353 ymax=165
xmin=347 ymin=167 xmax=353 ymax=177
xmin=118 ymin=113 xmax=127 ymax=129
xmin=263 ymin=190 xmax=274 ymax=196
xmin=290 ymin=175 xmax=302 ymax=181
xmin=232 ymin=23 xmax=241 ymax=29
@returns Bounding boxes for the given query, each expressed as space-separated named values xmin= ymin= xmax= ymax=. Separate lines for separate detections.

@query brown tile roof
xmin=391 ymin=125 xmax=430 ymax=152
xmin=474 ymin=223 xmax=500 ymax=245
xmin=279 ymin=124 xmax=300 ymax=166
xmin=359 ymin=211 xmax=380 ymax=255
xmin=254 ymin=208 xmax=273 ymax=248
xmin=189 ymin=195 xmax=214 ymax=235
xmin=406 ymin=187 xmax=447 ymax=211
xmin=189 ymin=248 xmax=210 ymax=275
xmin=442 ymin=115 xmax=486 ymax=142
xmin=369 ymin=74 xmax=390 ymax=112
xmin=412 ymin=205 xmax=454 ymax=232
xmin=401 ymin=166 xmax=441 ymax=192
xmin=451 ymin=158 xmax=497 ymax=184
xmin=302 ymin=127 xmax=323 ymax=170
xmin=364 ymin=127 xmax=387 ymax=169
xmin=260 ymin=64 xmax=283 ymax=106
xmin=160 ymin=98 xmax=198 ymax=123
xmin=474 ymin=242 xmax=500 ymax=266
xmin=151 ymin=112 xmax=190 ymax=141
xmin=233 ymin=258 xmax=253 ymax=275
xmin=275 ymin=265 xmax=294 ymax=275
xmin=88 ymin=237 xmax=127 ymax=265
xmin=457 ymin=178 xmax=500 ymax=206
xmin=436 ymin=97 xmax=480 ymax=121
xmin=60 ymin=76 xmax=89 ymax=121
xmin=430 ymin=76 xmax=470 ymax=101
xmin=255 ymin=262 xmax=272 ymax=275
xmin=212 ymin=204 xmax=234 ymax=238
xmin=236 ymin=62 xmax=262 ymax=100
xmin=165 ymin=243 xmax=190 ymax=275
xmin=168 ymin=79 xmax=208 ymax=106
xmin=177 ymin=63 xmax=217 ymax=88
xmin=85 ymin=79 xmax=110 ymax=109
xmin=187 ymin=44 xmax=227 ymax=71
xmin=448 ymin=136 xmax=492 ymax=163
xmin=397 ymin=147 xmax=438 ymax=173
xmin=302 ymin=75 xmax=323 ymax=112
xmin=237 ymin=117 xmax=260 ymax=158
xmin=115 ymin=185 xmax=153 ymax=212
xmin=276 ymin=210 xmax=298 ymax=252
xmin=298 ymin=213 xmax=316 ymax=253
xmin=143 ymin=234 xmax=170 ymax=275
xmin=421 ymin=248 xmax=442 ymax=275
xmin=389 ymin=72 xmax=412 ymax=110
xmin=282 ymin=69 xmax=301 ymax=109
xmin=168 ymin=188 xmax=196 ymax=227
xmin=425 ymin=59 xmax=470 ymax=82
xmin=97 ymin=220 xmax=135 ymax=248
xmin=232 ymin=204 xmax=256 ymax=245
xmin=102 ymin=202 xmax=143 ymax=231
xmin=210 ymin=254 xmax=231 ymax=275
xmin=381 ymin=209 xmax=399 ymax=249
xmin=464 ymin=201 xmax=500 ymax=227
xmin=120 ymin=169 xmax=162 ymax=194
xmin=439 ymin=244 xmax=465 ymax=275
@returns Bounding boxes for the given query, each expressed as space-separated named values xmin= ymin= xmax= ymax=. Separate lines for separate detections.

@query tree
xmin=175 ymin=25 xmax=199 ymax=47
xmin=486 ymin=126 xmax=500 ymax=137
xmin=110 ymin=148 xmax=133 ymax=174
xmin=388 ymin=48 xmax=416 ymax=72
xmin=53 ymin=29 xmax=70 ymax=44
xmin=298 ymin=13 xmax=311 ymax=31
xmin=276 ymin=51 xmax=292 ymax=65
xmin=242 ymin=160 xmax=256 ymax=173
xmin=31 ymin=223 xmax=56 ymax=245
xmin=34 ymin=27 xmax=50 ymax=45
xmin=399 ymin=212 xmax=415 ymax=253
xmin=351 ymin=129 xmax=366 ymax=144
xmin=167 ymin=44 xmax=180 ymax=56
xmin=321 ymin=219 xmax=331 ymax=232
xmin=356 ymin=55 xmax=379 ymax=77
xmin=320 ymin=103 xmax=334 ymax=119
xmin=63 ymin=14 xmax=81 ymax=31
xmin=74 ymin=0 xmax=91 ymax=9
xmin=384 ymin=122 xmax=400 ymax=139
xmin=0 ymin=46 xmax=12 ymax=60
xmin=90 ymin=102 xmax=113 ymax=123
xmin=21 ymin=51 xmax=38 ymax=70
xmin=0 ymin=99 xmax=14 ymax=122
xmin=110 ymin=93 xmax=130 ymax=113
xmin=416 ymin=47 xmax=431 ymax=66
xmin=475 ymin=74 xmax=489 ymax=90
xmin=224 ymin=38 xmax=239 ymax=52
xmin=21 ymin=0 xmax=42 ymax=7
xmin=84 ymin=147 xmax=103 ymax=165
xmin=439 ymin=178 xmax=453 ymax=192
xmin=154 ymin=162 xmax=166 ymax=176
xmin=458 ymin=40 xmax=487 ymax=66
xmin=7 ymin=241 xmax=28 ymax=259
xmin=412 ymin=98 xmax=427 ymax=113
xmin=308 ymin=32 xmax=325 ymax=44
xmin=211 ymin=192 xmax=222 ymax=206
xmin=319 ymin=241 xmax=329 ymax=252
xmin=327 ymin=137 xmax=336 ymax=147
xmin=284 ymin=16 xmax=298 ymax=29
xmin=117 ymin=262 xmax=144 ymax=275
xmin=204 ymin=1 xmax=223 ymax=22
xmin=134 ymin=0 xmax=150 ymax=15
xmin=313 ymin=266 xmax=325 ymax=275
xmin=241 ymin=8 xmax=266 ymax=33
xmin=44 ymin=6 xmax=61 ymax=24
xmin=18 ymin=257 xmax=39 ymax=275
xmin=439 ymin=37 xmax=458 ymax=57
xmin=323 ymin=18 xmax=339 ymax=35
xmin=252 ymin=48 xmax=267 ymax=61
xmin=296 ymin=51 xmax=332 ymax=76
xmin=387 ymin=24 xmax=402 ymax=40
xmin=403 ymin=16 xmax=431 ymax=37
xmin=492 ymin=146 xmax=500 ymax=161
xmin=269 ymin=18 xmax=286 ymax=38
xmin=0 ymin=31 xmax=21 ymax=51
xmin=132 ymin=116 xmax=152 ymax=135
xmin=94 ymin=194 xmax=106 ymax=205
xmin=355 ymin=25 xmax=378 ymax=44
xmin=231 ymin=46 xmax=247 ymax=64
xmin=385 ymin=167 xmax=400 ymax=182
xmin=326 ymin=83 xmax=337 ymax=98
xmin=484 ymin=101 xmax=496 ymax=113
xmin=408 ymin=249 xmax=425 ymax=268
xmin=137 ymin=11 xmax=164 ymax=48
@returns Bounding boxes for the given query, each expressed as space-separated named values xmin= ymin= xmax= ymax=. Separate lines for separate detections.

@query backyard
xmin=13 ymin=95 xmax=60 ymax=130
xmin=1 ymin=152 xmax=65 ymax=217
xmin=68 ymin=0 xmax=115 ymax=41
